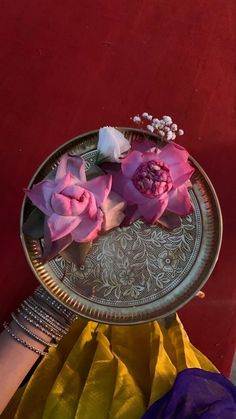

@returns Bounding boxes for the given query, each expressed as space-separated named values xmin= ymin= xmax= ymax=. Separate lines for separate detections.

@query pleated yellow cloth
xmin=2 ymin=315 xmax=217 ymax=419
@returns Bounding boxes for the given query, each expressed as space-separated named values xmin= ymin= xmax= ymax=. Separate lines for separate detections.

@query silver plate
xmin=20 ymin=128 xmax=222 ymax=324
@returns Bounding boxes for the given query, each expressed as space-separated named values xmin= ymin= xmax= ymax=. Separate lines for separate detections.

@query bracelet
xmin=23 ymin=300 xmax=68 ymax=334
xmin=17 ymin=308 xmax=61 ymax=342
xmin=27 ymin=296 xmax=69 ymax=328
xmin=3 ymin=322 xmax=47 ymax=356
xmin=34 ymin=287 xmax=78 ymax=323
xmin=11 ymin=313 xmax=57 ymax=348
xmin=34 ymin=287 xmax=77 ymax=320
xmin=20 ymin=304 xmax=63 ymax=338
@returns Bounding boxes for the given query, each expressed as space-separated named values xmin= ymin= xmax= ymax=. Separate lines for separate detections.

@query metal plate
xmin=20 ymin=128 xmax=223 ymax=324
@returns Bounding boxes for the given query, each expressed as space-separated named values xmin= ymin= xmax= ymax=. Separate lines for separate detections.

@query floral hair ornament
xmin=23 ymin=117 xmax=194 ymax=266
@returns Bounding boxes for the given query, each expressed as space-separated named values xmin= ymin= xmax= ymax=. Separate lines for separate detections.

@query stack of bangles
xmin=3 ymin=286 xmax=78 ymax=356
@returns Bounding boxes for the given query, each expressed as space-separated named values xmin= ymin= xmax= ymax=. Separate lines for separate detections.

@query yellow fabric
xmin=2 ymin=315 xmax=218 ymax=419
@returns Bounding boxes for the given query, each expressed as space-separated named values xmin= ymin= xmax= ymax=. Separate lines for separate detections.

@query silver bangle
xmin=23 ymin=300 xmax=68 ymax=334
xmin=27 ymin=296 xmax=69 ymax=327
xmin=34 ymin=287 xmax=78 ymax=323
xmin=17 ymin=308 xmax=61 ymax=342
xmin=11 ymin=313 xmax=57 ymax=348
xmin=3 ymin=322 xmax=47 ymax=356
xmin=20 ymin=304 xmax=63 ymax=338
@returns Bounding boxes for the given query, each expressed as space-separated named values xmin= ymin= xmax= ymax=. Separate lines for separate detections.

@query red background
xmin=0 ymin=0 xmax=235 ymax=375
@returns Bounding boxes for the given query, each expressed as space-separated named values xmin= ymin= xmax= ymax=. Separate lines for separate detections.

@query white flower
xmin=142 ymin=112 xmax=149 ymax=119
xmin=171 ymin=123 xmax=178 ymax=131
xmin=159 ymin=120 xmax=165 ymax=129
xmin=147 ymin=124 xmax=154 ymax=132
xmin=147 ymin=114 xmax=153 ymax=120
xmin=164 ymin=126 xmax=170 ymax=132
xmin=97 ymin=127 xmax=131 ymax=163
xmin=153 ymin=118 xmax=160 ymax=124
xmin=172 ymin=133 xmax=176 ymax=140
xmin=132 ymin=115 xmax=141 ymax=123
xmin=167 ymin=131 xmax=173 ymax=141
xmin=163 ymin=115 xmax=172 ymax=125
xmin=158 ymin=130 xmax=165 ymax=137
xmin=152 ymin=121 xmax=160 ymax=128
xmin=178 ymin=129 xmax=184 ymax=136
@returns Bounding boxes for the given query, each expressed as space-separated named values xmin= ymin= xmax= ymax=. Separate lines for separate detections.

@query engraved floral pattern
xmin=157 ymin=250 xmax=178 ymax=273
xmin=51 ymin=210 xmax=199 ymax=305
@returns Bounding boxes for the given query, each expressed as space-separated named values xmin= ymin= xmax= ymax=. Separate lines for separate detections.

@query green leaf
xmin=86 ymin=164 xmax=105 ymax=180
xmin=43 ymin=234 xmax=72 ymax=262
xmin=157 ymin=211 xmax=181 ymax=230
xmin=22 ymin=208 xmax=45 ymax=239
xmin=60 ymin=241 xmax=92 ymax=267
xmin=95 ymin=152 xmax=107 ymax=165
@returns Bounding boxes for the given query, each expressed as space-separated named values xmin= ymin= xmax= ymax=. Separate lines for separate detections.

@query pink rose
xmin=112 ymin=142 xmax=194 ymax=224
xmin=25 ymin=154 xmax=112 ymax=245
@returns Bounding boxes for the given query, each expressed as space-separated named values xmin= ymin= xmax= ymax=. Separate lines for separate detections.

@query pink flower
xmin=113 ymin=143 xmax=194 ymax=224
xmin=25 ymin=154 xmax=112 ymax=244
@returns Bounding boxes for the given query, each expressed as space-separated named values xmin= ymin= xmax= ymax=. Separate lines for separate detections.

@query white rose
xmin=97 ymin=127 xmax=131 ymax=163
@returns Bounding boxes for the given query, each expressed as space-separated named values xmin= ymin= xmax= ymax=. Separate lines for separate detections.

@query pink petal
xmin=185 ymin=179 xmax=193 ymax=188
xmin=48 ymin=213 xmax=81 ymax=241
xmin=55 ymin=154 xmax=86 ymax=183
xmin=111 ymin=171 xmax=127 ymax=197
xmin=62 ymin=184 xmax=85 ymax=199
xmin=167 ymin=185 xmax=194 ymax=216
xmin=82 ymin=175 xmax=112 ymax=206
xmin=101 ymin=192 xmax=126 ymax=231
xmin=121 ymin=150 xmax=143 ymax=178
xmin=169 ymin=162 xmax=195 ymax=188
xmin=131 ymin=137 xmax=157 ymax=153
xmin=141 ymin=150 xmax=162 ymax=164
xmin=71 ymin=211 xmax=103 ymax=242
xmin=62 ymin=185 xmax=90 ymax=215
xmin=54 ymin=173 xmax=74 ymax=193
xmin=25 ymin=180 xmax=54 ymax=216
xmin=51 ymin=192 xmax=72 ymax=216
xmin=159 ymin=142 xmax=189 ymax=165
xmin=88 ymin=192 xmax=98 ymax=219
xmin=62 ymin=185 xmax=91 ymax=215
xmin=138 ymin=196 xmax=168 ymax=224
xmin=123 ymin=179 xmax=147 ymax=204
xmin=70 ymin=198 xmax=89 ymax=216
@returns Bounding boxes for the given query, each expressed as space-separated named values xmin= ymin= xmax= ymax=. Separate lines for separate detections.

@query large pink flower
xmin=113 ymin=142 xmax=194 ymax=224
xmin=25 ymin=154 xmax=112 ymax=244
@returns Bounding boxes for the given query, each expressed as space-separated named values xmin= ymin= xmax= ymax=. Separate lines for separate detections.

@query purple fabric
xmin=142 ymin=368 xmax=236 ymax=419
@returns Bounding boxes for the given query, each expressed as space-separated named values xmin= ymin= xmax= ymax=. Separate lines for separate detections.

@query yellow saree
xmin=2 ymin=315 xmax=217 ymax=419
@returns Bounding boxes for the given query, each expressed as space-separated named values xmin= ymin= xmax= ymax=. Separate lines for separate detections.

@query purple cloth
xmin=142 ymin=368 xmax=236 ymax=418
